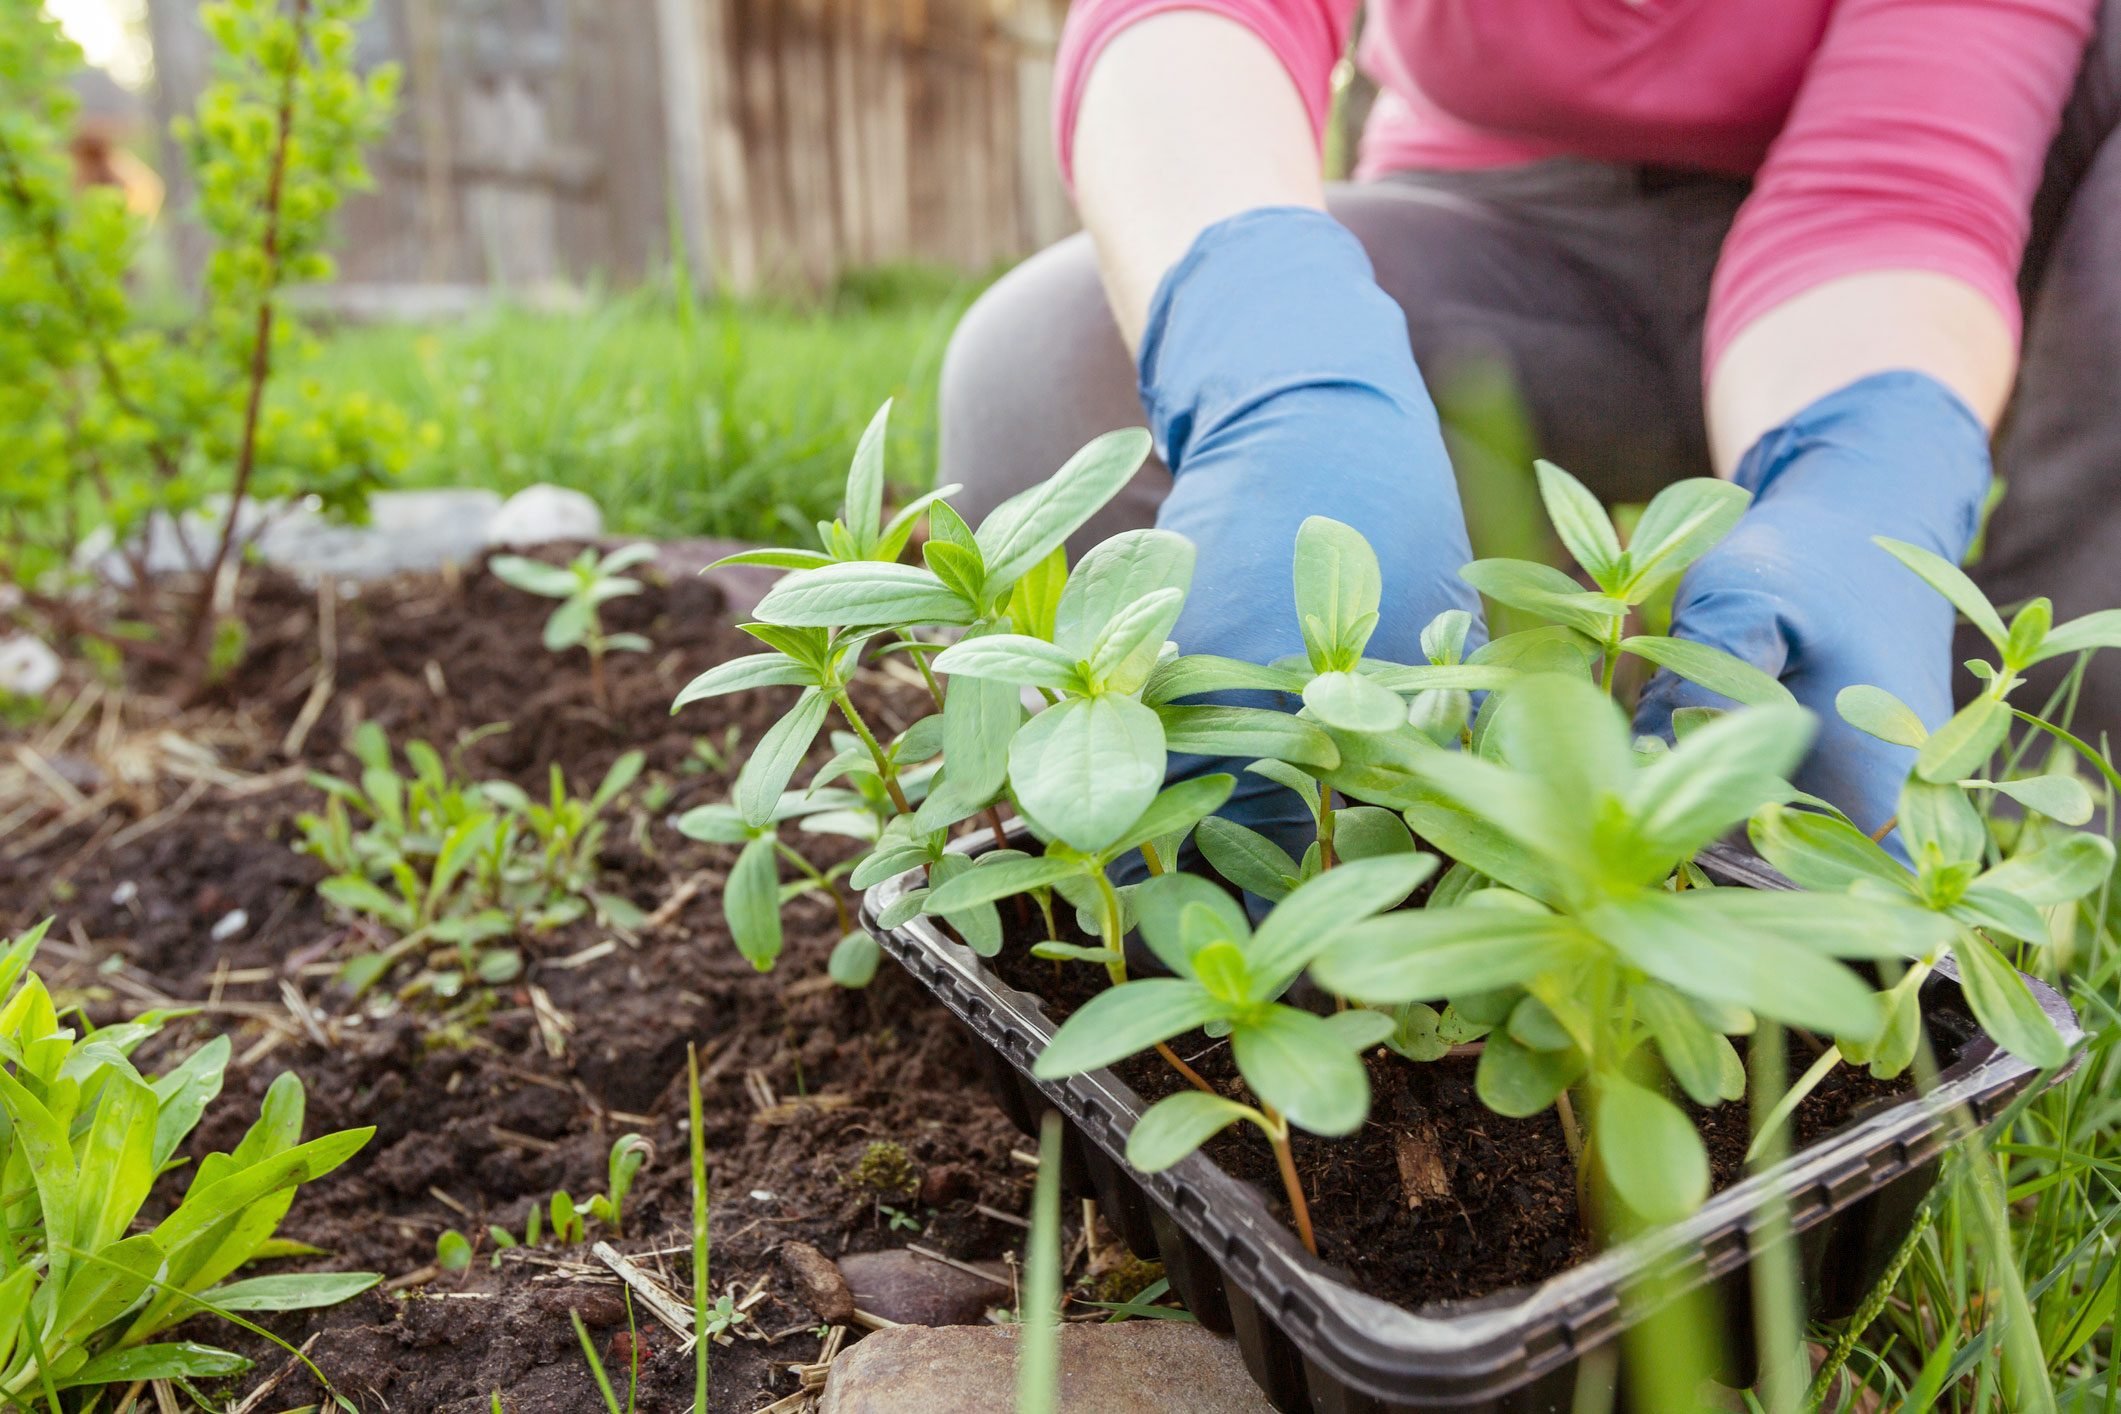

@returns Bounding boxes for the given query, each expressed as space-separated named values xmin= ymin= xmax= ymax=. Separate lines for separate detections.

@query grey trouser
xmin=939 ymin=3 xmax=2121 ymax=742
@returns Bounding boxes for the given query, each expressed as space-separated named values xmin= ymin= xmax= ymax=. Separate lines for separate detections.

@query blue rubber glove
xmin=1634 ymin=371 xmax=1992 ymax=840
xmin=1138 ymin=207 xmax=1484 ymax=870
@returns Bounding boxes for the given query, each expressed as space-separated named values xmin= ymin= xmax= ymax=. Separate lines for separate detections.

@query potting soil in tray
xmin=991 ymin=915 xmax=1944 ymax=1312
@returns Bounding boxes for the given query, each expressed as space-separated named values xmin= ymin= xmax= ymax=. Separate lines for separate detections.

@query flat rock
xmin=820 ymin=1322 xmax=1275 ymax=1413
xmin=835 ymin=1249 xmax=1008 ymax=1328
xmin=257 ymin=488 xmax=503 ymax=579
xmin=487 ymin=483 xmax=602 ymax=546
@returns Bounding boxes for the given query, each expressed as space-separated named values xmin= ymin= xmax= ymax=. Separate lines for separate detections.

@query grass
xmin=303 ymin=264 xmax=983 ymax=546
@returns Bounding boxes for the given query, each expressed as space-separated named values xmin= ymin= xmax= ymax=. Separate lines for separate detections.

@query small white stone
xmin=487 ymin=484 xmax=603 ymax=547
xmin=0 ymin=635 xmax=61 ymax=697
xmin=209 ymin=909 xmax=249 ymax=942
xmin=110 ymin=880 xmax=139 ymax=907
xmin=750 ymin=1189 xmax=776 ymax=1204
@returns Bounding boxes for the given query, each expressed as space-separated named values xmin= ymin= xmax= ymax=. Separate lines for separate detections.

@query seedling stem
xmin=1262 ymin=1105 xmax=1318 ymax=1256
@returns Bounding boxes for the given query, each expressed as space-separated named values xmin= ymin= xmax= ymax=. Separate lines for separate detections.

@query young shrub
xmin=490 ymin=545 xmax=658 ymax=711
xmin=0 ymin=921 xmax=378 ymax=1396
xmin=0 ymin=0 xmax=407 ymax=676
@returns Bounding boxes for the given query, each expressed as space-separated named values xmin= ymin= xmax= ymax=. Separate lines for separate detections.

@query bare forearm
xmin=1707 ymin=271 xmax=2015 ymax=473
xmin=1073 ymin=11 xmax=1326 ymax=348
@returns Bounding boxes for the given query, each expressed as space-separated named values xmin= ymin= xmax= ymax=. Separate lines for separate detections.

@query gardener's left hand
xmin=1633 ymin=371 xmax=1993 ymax=840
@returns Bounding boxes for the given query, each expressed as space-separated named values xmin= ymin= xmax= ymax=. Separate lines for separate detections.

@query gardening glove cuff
xmin=1635 ymin=370 xmax=1993 ymax=838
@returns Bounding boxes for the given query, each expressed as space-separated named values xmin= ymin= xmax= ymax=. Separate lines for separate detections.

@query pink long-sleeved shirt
xmin=1053 ymin=0 xmax=2094 ymax=370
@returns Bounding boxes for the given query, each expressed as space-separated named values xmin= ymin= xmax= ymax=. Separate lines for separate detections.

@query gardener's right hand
xmin=1143 ymin=206 xmax=1485 ymax=868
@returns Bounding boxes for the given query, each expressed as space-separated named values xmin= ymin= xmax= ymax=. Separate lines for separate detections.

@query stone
xmin=257 ymin=488 xmax=502 ymax=580
xmin=781 ymin=1241 xmax=857 ymax=1325
xmin=820 ymin=1322 xmax=1275 ymax=1413
xmin=835 ymin=1249 xmax=1009 ymax=1328
xmin=487 ymin=483 xmax=603 ymax=547
xmin=919 ymin=1163 xmax=976 ymax=1208
xmin=0 ymin=635 xmax=62 ymax=698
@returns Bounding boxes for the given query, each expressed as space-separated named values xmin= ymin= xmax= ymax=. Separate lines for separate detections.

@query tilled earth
xmin=2 ymin=557 xmax=1029 ymax=1412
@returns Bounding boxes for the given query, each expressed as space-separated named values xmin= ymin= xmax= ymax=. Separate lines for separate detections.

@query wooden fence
xmin=143 ymin=0 xmax=1075 ymax=303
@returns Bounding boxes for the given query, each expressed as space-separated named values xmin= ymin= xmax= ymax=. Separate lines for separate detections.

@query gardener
xmin=939 ymin=0 xmax=2120 ymax=847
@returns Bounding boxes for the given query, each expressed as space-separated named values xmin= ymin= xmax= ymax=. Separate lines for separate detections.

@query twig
xmin=227 ymin=1333 xmax=320 ymax=1414
xmin=592 ymin=1241 xmax=698 ymax=1343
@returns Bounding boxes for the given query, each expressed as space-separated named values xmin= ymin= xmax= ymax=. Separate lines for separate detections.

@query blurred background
xmin=39 ymin=0 xmax=1085 ymax=544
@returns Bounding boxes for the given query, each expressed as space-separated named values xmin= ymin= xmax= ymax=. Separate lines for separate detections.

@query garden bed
xmin=0 ymin=556 xmax=1034 ymax=1412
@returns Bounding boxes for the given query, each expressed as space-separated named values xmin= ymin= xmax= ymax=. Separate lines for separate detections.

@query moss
xmin=1079 ymin=1255 xmax=1164 ymax=1306
xmin=840 ymin=1140 xmax=920 ymax=1198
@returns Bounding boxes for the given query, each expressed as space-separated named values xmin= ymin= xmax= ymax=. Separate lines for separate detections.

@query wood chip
xmin=1394 ymin=1124 xmax=1451 ymax=1210
xmin=529 ymin=983 xmax=572 ymax=1059
xmin=591 ymin=1241 xmax=698 ymax=1344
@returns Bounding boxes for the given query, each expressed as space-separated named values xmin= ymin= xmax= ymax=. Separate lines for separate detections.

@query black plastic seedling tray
xmin=863 ymin=827 xmax=2082 ymax=1412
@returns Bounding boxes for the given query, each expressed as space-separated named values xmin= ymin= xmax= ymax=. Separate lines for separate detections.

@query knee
xmin=939 ymin=233 xmax=1133 ymax=523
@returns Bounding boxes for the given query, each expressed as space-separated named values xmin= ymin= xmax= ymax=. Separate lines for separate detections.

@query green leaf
xmin=1155 ymin=705 xmax=1339 ymax=769
xmin=1421 ymin=609 xmax=1474 ymax=665
xmin=1874 ymin=537 xmax=2009 ymax=651
xmin=1621 ymin=635 xmax=1796 ymax=708
xmin=1293 ymin=517 xmax=1383 ymax=667
xmin=56 ymin=1343 xmax=251 ymax=1389
xmin=1966 ymin=773 xmax=2094 ymax=826
xmin=1915 ymin=698 xmax=2010 ymax=783
xmin=1125 ymin=1092 xmax=1258 ymax=1173
xmin=1106 ymin=774 xmax=1236 ymax=860
xmin=829 ymin=933 xmax=882 ymax=988
xmin=1749 ymin=804 xmax=1913 ymax=895
xmin=1620 ymin=478 xmax=1750 ymax=600
xmin=1977 ymin=833 xmax=2117 ymax=906
xmin=1837 ymin=685 xmax=1930 ymax=748
xmin=1900 ymin=777 xmax=1987 ymax=868
xmin=488 ymin=554 xmax=577 ymax=598
xmin=673 ymin=654 xmax=816 ymax=710
xmin=152 ymin=1035 xmax=230 ymax=1172
xmin=922 ymin=854 xmax=1082 ymax=912
xmin=1142 ymin=655 xmax=1305 ymax=705
xmin=1594 ymin=893 xmax=1883 ymax=1041
xmin=1333 ymin=806 xmax=1416 ymax=862
xmin=753 ymin=562 xmax=975 ymax=628
xmin=1087 ymin=588 xmax=1186 ymax=694
xmin=975 ymin=429 xmax=1153 ymax=592
xmin=1056 ymin=529 xmax=1195 ymax=660
xmin=941 ymin=626 xmax=1025 ymax=803
xmin=1324 ymin=1007 xmax=1397 ymax=1050
xmin=843 ymin=400 xmax=891 ymax=553
xmin=1247 ymin=854 xmax=1440 ymax=994
xmin=1953 ymin=885 xmax=2051 ymax=945
xmin=1467 ymin=625 xmax=1597 ymax=676
xmin=1637 ymin=984 xmax=1744 ymax=1106
xmin=1032 ymin=979 xmax=1226 ymax=1079
xmin=1626 ymin=703 xmax=1813 ymax=865
xmin=1460 ymin=559 xmax=1626 ymax=638
xmin=1597 ymin=1076 xmax=1710 ymax=1222
xmin=932 ymin=633 xmax=1080 ymax=690
xmin=1131 ymin=874 xmax=1250 ymax=977
xmin=1030 ymin=942 xmax=1124 ymax=965
xmin=1007 ymin=545 xmax=1070 ymax=641
xmin=1010 ymin=697 xmax=1167 ymax=854
xmin=1231 ymin=1006 xmax=1369 ymax=1136
xmin=1246 ymin=759 xmax=1322 ymax=816
xmin=1682 ymin=891 xmax=1952 ymax=961
xmin=706 ymin=547 xmax=835 ymax=572
xmin=725 ymin=835 xmax=783 ymax=970
xmin=543 ymin=596 xmax=595 ymax=652
xmin=674 ymin=803 xmax=756 ymax=845
xmin=1476 ymin=1030 xmax=1584 ymax=1118
xmin=1535 ymin=460 xmax=1624 ymax=585
xmin=2029 ymin=607 xmax=2121 ymax=665
xmin=1952 ymin=930 xmax=2070 ymax=1068
xmin=1302 ymin=670 xmax=1406 ymax=734
xmin=198 ymin=1271 xmax=381 ymax=1312
xmin=1310 ymin=907 xmax=1581 ymax=1005
xmin=735 ymin=688 xmax=831 ymax=827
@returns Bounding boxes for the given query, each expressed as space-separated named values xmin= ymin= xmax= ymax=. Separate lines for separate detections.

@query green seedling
xmin=1034 ymin=856 xmax=1432 ymax=1252
xmin=1304 ymin=674 xmax=1955 ymax=1226
xmin=570 ymin=1298 xmax=639 ymax=1414
xmin=1459 ymin=463 xmax=1788 ymax=704
xmin=0 ymin=921 xmax=378 ymax=1399
xmin=586 ymin=1134 xmax=652 ymax=1239
xmin=491 ymin=544 xmax=658 ymax=712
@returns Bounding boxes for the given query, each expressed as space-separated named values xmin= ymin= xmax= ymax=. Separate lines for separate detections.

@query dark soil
xmin=2 ymin=555 xmax=1030 ymax=1413
xmin=992 ymin=899 xmax=1942 ymax=1311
